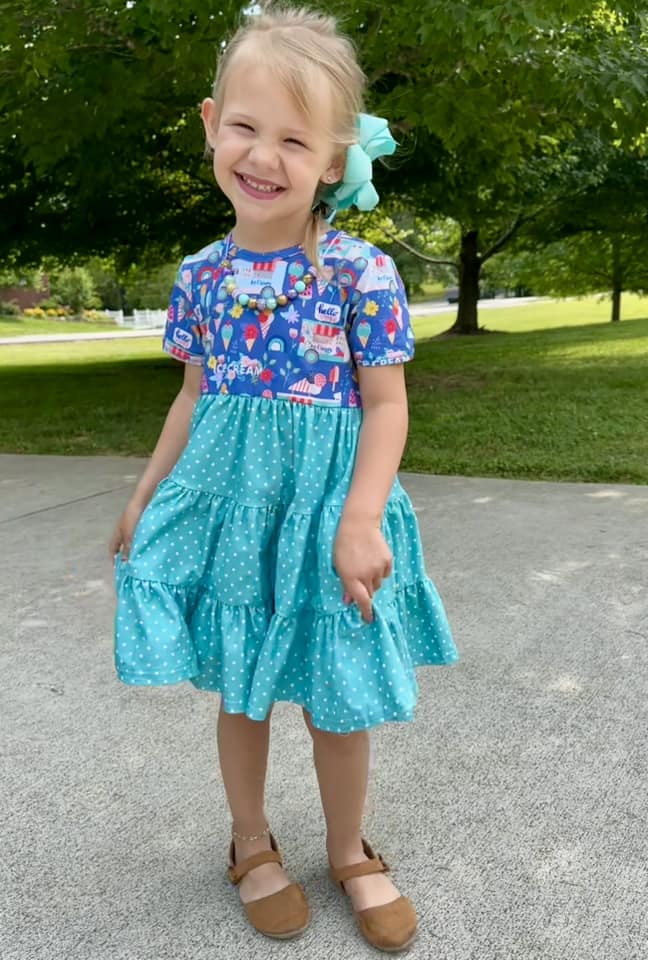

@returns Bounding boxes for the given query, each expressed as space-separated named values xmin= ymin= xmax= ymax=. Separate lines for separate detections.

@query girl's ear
xmin=323 ymin=150 xmax=346 ymax=186
xmin=201 ymin=98 xmax=219 ymax=148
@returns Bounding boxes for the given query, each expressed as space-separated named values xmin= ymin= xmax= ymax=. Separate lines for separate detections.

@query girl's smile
xmin=235 ymin=172 xmax=287 ymax=199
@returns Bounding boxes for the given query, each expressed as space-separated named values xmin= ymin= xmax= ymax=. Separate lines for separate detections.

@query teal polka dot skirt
xmin=114 ymin=394 xmax=458 ymax=733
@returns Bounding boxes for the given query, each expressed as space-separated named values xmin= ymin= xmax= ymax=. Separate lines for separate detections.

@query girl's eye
xmin=285 ymin=138 xmax=306 ymax=147
xmin=233 ymin=123 xmax=254 ymax=132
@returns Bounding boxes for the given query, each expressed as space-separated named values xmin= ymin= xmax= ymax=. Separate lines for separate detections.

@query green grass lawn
xmin=1 ymin=297 xmax=647 ymax=483
xmin=411 ymin=292 xmax=648 ymax=335
xmin=0 ymin=314 xmax=119 ymax=336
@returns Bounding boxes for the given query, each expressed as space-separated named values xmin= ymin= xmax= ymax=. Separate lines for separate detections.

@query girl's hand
xmin=333 ymin=518 xmax=393 ymax=623
xmin=108 ymin=499 xmax=146 ymax=562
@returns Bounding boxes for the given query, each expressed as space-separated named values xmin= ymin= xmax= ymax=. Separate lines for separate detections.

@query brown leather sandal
xmin=330 ymin=839 xmax=417 ymax=952
xmin=227 ymin=833 xmax=310 ymax=940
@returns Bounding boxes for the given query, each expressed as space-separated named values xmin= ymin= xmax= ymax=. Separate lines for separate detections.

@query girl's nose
xmin=248 ymin=139 xmax=281 ymax=170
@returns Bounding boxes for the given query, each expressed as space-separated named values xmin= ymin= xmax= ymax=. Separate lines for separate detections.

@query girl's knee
xmin=302 ymin=708 xmax=364 ymax=747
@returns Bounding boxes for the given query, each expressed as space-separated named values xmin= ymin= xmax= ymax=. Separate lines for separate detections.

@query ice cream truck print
xmin=297 ymin=320 xmax=350 ymax=364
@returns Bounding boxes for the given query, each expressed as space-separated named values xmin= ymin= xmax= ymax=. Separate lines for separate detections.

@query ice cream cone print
xmin=393 ymin=297 xmax=403 ymax=329
xmin=260 ymin=313 xmax=273 ymax=339
xmin=244 ymin=323 xmax=258 ymax=352
xmin=357 ymin=319 xmax=372 ymax=348
xmin=222 ymin=321 xmax=233 ymax=350
xmin=385 ymin=318 xmax=397 ymax=344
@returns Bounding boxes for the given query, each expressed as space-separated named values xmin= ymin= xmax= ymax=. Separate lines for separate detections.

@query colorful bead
xmin=219 ymin=234 xmax=315 ymax=315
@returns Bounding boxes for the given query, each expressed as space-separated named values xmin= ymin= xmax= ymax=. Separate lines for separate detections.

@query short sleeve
xmin=162 ymin=261 xmax=204 ymax=366
xmin=348 ymin=252 xmax=415 ymax=366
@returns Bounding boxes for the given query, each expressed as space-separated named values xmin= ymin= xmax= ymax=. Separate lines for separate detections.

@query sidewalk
xmin=2 ymin=454 xmax=646 ymax=960
xmin=0 ymin=298 xmax=544 ymax=345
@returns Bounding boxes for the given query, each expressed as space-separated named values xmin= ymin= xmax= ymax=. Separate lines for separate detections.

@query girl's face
xmin=201 ymin=61 xmax=344 ymax=251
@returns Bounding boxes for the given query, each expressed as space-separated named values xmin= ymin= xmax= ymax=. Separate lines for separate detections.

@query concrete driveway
xmin=2 ymin=454 xmax=646 ymax=960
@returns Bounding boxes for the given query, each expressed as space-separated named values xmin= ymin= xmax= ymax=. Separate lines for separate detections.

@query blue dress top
xmin=162 ymin=229 xmax=415 ymax=407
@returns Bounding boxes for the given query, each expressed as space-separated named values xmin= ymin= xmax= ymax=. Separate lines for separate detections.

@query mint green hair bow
xmin=320 ymin=113 xmax=397 ymax=215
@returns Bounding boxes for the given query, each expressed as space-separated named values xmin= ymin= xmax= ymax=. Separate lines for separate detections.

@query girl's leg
xmin=217 ymin=703 xmax=291 ymax=902
xmin=302 ymin=709 xmax=402 ymax=911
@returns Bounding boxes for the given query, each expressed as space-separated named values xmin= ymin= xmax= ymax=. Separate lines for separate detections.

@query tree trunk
xmin=611 ymin=236 xmax=622 ymax=323
xmin=450 ymin=230 xmax=481 ymax=334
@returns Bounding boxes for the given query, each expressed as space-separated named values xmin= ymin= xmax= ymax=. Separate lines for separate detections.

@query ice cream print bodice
xmin=163 ymin=230 xmax=415 ymax=409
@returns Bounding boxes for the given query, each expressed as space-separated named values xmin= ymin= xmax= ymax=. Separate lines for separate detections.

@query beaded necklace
xmin=221 ymin=233 xmax=316 ymax=314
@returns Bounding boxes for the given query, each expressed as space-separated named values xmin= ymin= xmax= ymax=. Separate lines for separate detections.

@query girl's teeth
xmin=243 ymin=176 xmax=280 ymax=193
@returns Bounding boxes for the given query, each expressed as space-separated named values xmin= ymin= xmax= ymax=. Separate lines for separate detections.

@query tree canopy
xmin=2 ymin=1 xmax=648 ymax=329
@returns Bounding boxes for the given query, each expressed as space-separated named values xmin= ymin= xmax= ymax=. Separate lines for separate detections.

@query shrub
xmin=0 ymin=300 xmax=21 ymax=316
xmin=39 ymin=297 xmax=64 ymax=310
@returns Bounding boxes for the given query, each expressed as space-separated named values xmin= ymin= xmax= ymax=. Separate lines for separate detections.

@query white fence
xmin=133 ymin=309 xmax=166 ymax=329
xmin=106 ymin=308 xmax=166 ymax=329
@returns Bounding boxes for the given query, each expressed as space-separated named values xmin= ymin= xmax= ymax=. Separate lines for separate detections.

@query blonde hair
xmin=209 ymin=5 xmax=366 ymax=267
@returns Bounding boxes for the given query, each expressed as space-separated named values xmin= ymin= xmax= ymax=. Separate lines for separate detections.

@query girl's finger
xmin=350 ymin=581 xmax=373 ymax=623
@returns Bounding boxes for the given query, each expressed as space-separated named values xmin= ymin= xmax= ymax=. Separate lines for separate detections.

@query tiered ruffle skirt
xmin=114 ymin=394 xmax=458 ymax=732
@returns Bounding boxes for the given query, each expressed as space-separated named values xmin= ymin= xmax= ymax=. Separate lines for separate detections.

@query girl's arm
xmin=334 ymin=364 xmax=409 ymax=622
xmin=129 ymin=363 xmax=203 ymax=509
xmin=341 ymin=364 xmax=408 ymax=524
xmin=109 ymin=363 xmax=202 ymax=560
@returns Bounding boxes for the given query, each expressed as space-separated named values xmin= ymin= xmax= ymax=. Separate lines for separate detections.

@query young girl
xmin=111 ymin=5 xmax=458 ymax=952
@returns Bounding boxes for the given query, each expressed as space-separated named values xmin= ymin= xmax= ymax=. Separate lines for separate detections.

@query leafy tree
xmin=518 ymin=152 xmax=648 ymax=322
xmin=2 ymin=0 xmax=648 ymax=339
xmin=85 ymin=257 xmax=126 ymax=311
xmin=122 ymin=260 xmax=179 ymax=310
xmin=0 ymin=266 xmax=46 ymax=289
xmin=355 ymin=1 xmax=648 ymax=332
xmin=485 ymin=150 xmax=648 ymax=321
xmin=496 ymin=232 xmax=648 ymax=323
xmin=50 ymin=266 xmax=99 ymax=314
xmin=0 ymin=0 xmax=241 ymax=262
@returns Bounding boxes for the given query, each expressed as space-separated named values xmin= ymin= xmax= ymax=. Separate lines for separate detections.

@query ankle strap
xmin=228 ymin=849 xmax=282 ymax=885
xmin=228 ymin=833 xmax=283 ymax=886
xmin=330 ymin=839 xmax=390 ymax=886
